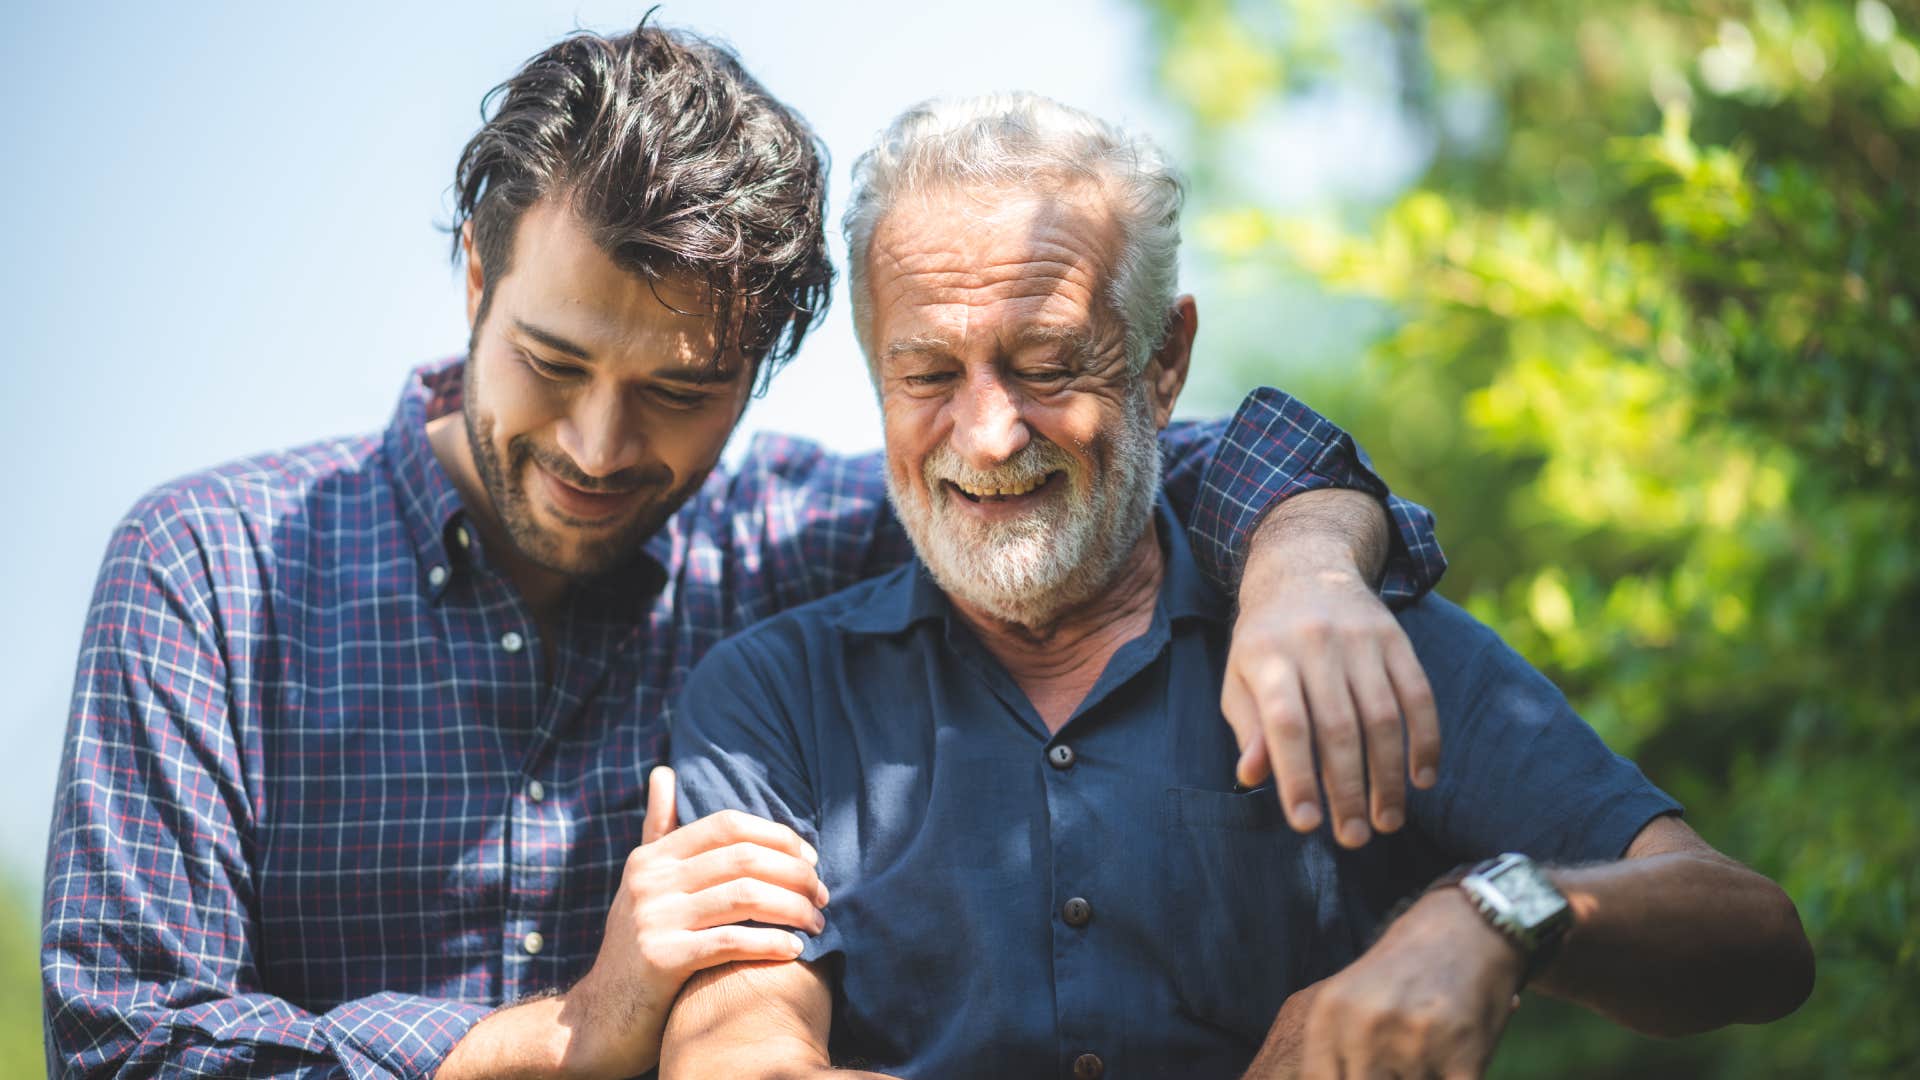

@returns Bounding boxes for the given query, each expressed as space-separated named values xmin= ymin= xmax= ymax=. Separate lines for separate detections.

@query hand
xmin=559 ymin=767 xmax=829 ymax=1079
xmin=1299 ymin=889 xmax=1523 ymax=1080
xmin=1223 ymin=560 xmax=1439 ymax=848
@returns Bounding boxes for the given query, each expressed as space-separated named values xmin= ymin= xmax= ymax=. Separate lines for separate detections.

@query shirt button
xmin=1048 ymin=744 xmax=1076 ymax=770
xmin=1071 ymin=1052 xmax=1104 ymax=1079
xmin=1062 ymin=897 xmax=1092 ymax=927
xmin=454 ymin=525 xmax=472 ymax=550
xmin=501 ymin=631 xmax=525 ymax=653
xmin=521 ymin=931 xmax=544 ymax=955
xmin=426 ymin=565 xmax=449 ymax=588
xmin=526 ymin=779 xmax=545 ymax=803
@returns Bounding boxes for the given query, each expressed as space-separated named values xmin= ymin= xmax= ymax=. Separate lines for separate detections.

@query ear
xmin=461 ymin=221 xmax=486 ymax=328
xmin=1144 ymin=295 xmax=1197 ymax=430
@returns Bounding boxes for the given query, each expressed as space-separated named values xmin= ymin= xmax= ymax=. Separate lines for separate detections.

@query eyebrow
xmin=883 ymin=333 xmax=955 ymax=361
xmin=514 ymin=319 xmax=592 ymax=362
xmin=517 ymin=317 xmax=742 ymax=386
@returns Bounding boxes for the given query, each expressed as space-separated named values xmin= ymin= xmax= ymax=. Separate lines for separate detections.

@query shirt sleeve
xmin=1173 ymin=387 xmax=1446 ymax=606
xmin=1399 ymin=597 xmax=1682 ymax=866
xmin=41 ymin=503 xmax=489 ymax=1080
xmin=668 ymin=628 xmax=840 ymax=962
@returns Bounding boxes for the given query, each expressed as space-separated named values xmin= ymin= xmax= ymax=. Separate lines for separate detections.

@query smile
xmin=534 ymin=463 xmax=647 ymax=524
xmin=944 ymin=471 xmax=1062 ymax=503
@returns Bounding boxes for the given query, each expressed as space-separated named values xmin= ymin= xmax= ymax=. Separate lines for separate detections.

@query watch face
xmin=1488 ymin=862 xmax=1568 ymax=927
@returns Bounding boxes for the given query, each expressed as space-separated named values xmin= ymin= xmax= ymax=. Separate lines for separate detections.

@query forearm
xmin=1244 ymin=489 xmax=1390 ymax=593
xmin=1538 ymin=850 xmax=1814 ymax=1035
xmin=437 ymin=993 xmax=610 ymax=1080
xmin=661 ymin=962 xmax=896 ymax=1080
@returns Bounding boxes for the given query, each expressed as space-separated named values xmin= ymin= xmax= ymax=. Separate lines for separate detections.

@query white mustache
xmin=923 ymin=439 xmax=1073 ymax=494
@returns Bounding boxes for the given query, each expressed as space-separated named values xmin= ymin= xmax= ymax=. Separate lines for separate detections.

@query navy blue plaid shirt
xmin=42 ymin=358 xmax=1442 ymax=1079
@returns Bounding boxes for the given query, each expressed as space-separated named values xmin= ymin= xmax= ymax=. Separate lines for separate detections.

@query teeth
xmin=955 ymin=474 xmax=1046 ymax=498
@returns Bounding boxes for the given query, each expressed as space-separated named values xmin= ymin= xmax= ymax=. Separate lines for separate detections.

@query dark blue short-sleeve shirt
xmin=672 ymin=500 xmax=1678 ymax=1079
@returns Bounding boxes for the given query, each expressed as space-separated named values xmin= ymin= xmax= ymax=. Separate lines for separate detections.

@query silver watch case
xmin=1458 ymin=853 xmax=1572 ymax=968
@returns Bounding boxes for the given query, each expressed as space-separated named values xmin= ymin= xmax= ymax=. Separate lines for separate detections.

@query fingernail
xmin=1416 ymin=767 xmax=1437 ymax=788
xmin=1292 ymin=804 xmax=1322 ymax=830
xmin=1339 ymin=819 xmax=1370 ymax=847
xmin=1377 ymin=808 xmax=1404 ymax=832
xmin=813 ymin=912 xmax=827 ymax=933
xmin=789 ymin=933 xmax=806 ymax=954
xmin=802 ymin=842 xmax=819 ymax=865
xmin=815 ymin=882 xmax=831 ymax=907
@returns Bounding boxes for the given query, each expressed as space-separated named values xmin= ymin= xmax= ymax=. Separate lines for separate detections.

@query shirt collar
xmin=381 ymin=356 xmax=668 ymax=607
xmin=838 ymin=493 xmax=1227 ymax=636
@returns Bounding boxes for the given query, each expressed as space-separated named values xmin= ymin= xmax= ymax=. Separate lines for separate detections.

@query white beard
xmin=887 ymin=384 xmax=1162 ymax=629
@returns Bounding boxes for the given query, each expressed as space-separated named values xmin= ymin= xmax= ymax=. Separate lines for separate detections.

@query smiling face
xmin=863 ymin=183 xmax=1194 ymax=627
xmin=455 ymin=197 xmax=753 ymax=581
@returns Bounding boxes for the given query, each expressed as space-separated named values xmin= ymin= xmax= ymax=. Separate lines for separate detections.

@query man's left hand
xmin=1225 ymin=553 xmax=1440 ymax=848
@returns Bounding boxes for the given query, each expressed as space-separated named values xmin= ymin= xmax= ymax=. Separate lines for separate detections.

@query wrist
xmin=1405 ymin=888 xmax=1527 ymax=990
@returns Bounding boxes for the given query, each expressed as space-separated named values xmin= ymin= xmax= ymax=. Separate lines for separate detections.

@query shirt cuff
xmin=316 ymin=993 xmax=494 ymax=1080
xmin=1199 ymin=387 xmax=1447 ymax=607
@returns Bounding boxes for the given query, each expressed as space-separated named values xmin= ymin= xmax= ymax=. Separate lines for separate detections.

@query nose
xmin=555 ymin=383 xmax=646 ymax=481
xmin=948 ymin=368 xmax=1030 ymax=469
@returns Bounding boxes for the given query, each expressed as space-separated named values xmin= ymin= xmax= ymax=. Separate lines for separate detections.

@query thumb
xmin=641 ymin=765 xmax=678 ymax=844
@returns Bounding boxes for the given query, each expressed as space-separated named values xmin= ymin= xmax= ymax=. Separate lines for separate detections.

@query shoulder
xmin=1392 ymin=593 xmax=1569 ymax=722
xmin=101 ymin=434 xmax=387 ymax=607
xmin=119 ymin=435 xmax=384 ymax=548
xmin=688 ymin=566 xmax=911 ymax=690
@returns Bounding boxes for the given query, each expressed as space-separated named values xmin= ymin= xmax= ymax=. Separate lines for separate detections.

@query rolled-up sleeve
xmin=1184 ymin=387 xmax=1446 ymax=607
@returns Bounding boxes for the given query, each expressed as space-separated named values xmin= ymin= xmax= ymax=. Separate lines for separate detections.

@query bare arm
xmin=659 ymin=960 xmax=896 ymax=1080
xmin=1291 ymin=815 xmax=1813 ymax=1078
xmin=1226 ymin=490 xmax=1443 ymax=849
xmin=1529 ymin=814 xmax=1814 ymax=1035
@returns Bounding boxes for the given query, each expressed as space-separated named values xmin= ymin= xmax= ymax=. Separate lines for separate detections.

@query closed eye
xmin=521 ymin=351 xmax=583 ymax=381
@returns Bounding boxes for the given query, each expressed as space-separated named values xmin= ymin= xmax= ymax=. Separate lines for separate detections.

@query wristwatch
xmin=1457 ymin=853 xmax=1572 ymax=987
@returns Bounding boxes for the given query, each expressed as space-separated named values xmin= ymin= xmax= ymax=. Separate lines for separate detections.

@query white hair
xmin=843 ymin=92 xmax=1185 ymax=373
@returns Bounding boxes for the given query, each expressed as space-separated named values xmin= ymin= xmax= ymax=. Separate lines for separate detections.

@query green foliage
xmin=0 ymin=881 xmax=44 ymax=1077
xmin=1141 ymin=0 xmax=1920 ymax=1074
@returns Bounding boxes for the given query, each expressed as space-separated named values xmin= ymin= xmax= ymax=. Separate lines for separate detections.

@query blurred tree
xmin=0 ymin=880 xmax=43 ymax=1075
xmin=1138 ymin=0 xmax=1920 ymax=1075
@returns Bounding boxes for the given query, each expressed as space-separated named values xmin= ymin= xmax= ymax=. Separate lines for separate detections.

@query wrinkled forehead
xmin=864 ymin=182 xmax=1127 ymax=341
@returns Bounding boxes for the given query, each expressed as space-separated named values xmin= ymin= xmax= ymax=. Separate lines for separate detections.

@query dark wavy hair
xmin=450 ymin=20 xmax=832 ymax=390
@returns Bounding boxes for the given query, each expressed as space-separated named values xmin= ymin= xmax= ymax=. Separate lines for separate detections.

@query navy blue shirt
xmin=673 ymin=501 xmax=1678 ymax=1079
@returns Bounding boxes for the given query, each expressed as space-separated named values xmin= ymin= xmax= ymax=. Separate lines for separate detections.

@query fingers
xmin=1299 ymin=652 xmax=1370 ymax=849
xmin=675 ymin=841 xmax=828 ymax=908
xmin=642 ymin=765 xmax=678 ymax=845
xmin=650 ymin=807 xmax=818 ymax=866
xmin=1349 ymin=639 xmax=1409 ymax=837
xmin=1385 ymin=633 xmax=1441 ymax=790
xmin=1251 ymin=665 xmax=1324 ymax=833
xmin=683 ymin=877 xmax=827 ymax=934
xmin=683 ymin=924 xmax=808 ymax=971
xmin=1222 ymin=669 xmax=1271 ymax=790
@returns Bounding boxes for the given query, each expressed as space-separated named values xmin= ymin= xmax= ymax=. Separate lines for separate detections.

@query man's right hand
xmin=437 ymin=766 xmax=829 ymax=1080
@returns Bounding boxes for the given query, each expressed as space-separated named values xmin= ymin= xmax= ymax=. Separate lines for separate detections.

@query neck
xmin=949 ymin=522 xmax=1165 ymax=733
xmin=425 ymin=412 xmax=571 ymax=623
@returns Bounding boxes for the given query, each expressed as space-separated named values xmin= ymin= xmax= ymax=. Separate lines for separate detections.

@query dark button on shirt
xmin=1062 ymin=897 xmax=1093 ymax=927
xmin=674 ymin=499 xmax=1677 ymax=1079
xmin=1049 ymin=743 xmax=1077 ymax=769
xmin=1072 ymin=1051 xmax=1105 ymax=1079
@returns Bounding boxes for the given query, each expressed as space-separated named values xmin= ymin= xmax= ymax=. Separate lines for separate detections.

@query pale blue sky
xmin=0 ymin=1 xmax=1176 ymax=882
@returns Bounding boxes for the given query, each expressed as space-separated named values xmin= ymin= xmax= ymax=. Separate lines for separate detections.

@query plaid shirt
xmin=42 ymin=358 xmax=1442 ymax=1079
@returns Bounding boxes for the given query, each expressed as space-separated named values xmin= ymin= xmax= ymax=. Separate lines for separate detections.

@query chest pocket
xmin=1158 ymin=786 xmax=1337 ymax=1042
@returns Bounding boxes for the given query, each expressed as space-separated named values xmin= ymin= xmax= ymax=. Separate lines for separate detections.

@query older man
xmin=662 ymin=94 xmax=1812 ymax=1078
